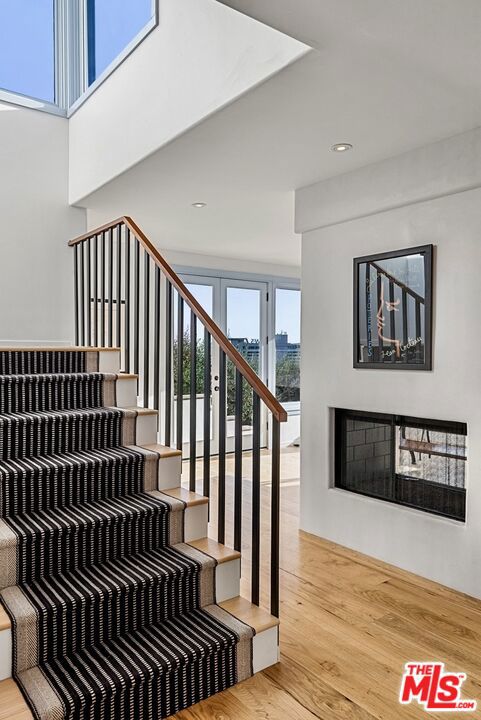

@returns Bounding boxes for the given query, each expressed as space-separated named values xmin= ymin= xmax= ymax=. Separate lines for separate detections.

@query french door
xmin=178 ymin=274 xmax=269 ymax=457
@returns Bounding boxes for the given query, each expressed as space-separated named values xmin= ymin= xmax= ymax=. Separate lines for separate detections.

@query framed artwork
xmin=353 ymin=245 xmax=433 ymax=370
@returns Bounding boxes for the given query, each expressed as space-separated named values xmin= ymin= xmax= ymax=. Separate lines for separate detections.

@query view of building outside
xmin=173 ymin=283 xmax=301 ymax=426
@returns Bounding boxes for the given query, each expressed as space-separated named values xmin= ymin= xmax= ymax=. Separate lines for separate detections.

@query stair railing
xmin=68 ymin=217 xmax=287 ymax=617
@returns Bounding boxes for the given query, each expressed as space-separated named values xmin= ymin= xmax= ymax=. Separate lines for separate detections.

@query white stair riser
xmin=215 ymin=559 xmax=241 ymax=603
xmin=98 ymin=351 xmax=121 ymax=374
xmin=157 ymin=456 xmax=182 ymax=490
xmin=135 ymin=414 xmax=158 ymax=446
xmin=0 ymin=628 xmax=11 ymax=680
xmin=253 ymin=626 xmax=279 ymax=673
xmin=184 ymin=504 xmax=208 ymax=543
xmin=116 ymin=378 xmax=138 ymax=408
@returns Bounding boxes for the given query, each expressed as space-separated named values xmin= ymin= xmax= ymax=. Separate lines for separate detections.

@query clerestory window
xmin=0 ymin=0 xmax=157 ymax=115
xmin=0 ymin=0 xmax=55 ymax=104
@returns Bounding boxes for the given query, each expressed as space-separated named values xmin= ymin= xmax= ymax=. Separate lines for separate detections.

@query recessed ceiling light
xmin=192 ymin=202 xmax=207 ymax=208
xmin=331 ymin=143 xmax=353 ymax=153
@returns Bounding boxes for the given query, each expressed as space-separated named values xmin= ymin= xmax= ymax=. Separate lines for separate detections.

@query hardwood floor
xmin=177 ymin=447 xmax=481 ymax=719
xmin=2 ymin=446 xmax=481 ymax=719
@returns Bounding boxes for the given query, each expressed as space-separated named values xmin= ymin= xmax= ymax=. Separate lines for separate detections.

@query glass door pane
xmin=174 ymin=280 xmax=218 ymax=457
xmin=275 ymin=288 xmax=301 ymax=405
xmin=173 ymin=275 xmax=220 ymax=458
xmin=222 ymin=281 xmax=268 ymax=449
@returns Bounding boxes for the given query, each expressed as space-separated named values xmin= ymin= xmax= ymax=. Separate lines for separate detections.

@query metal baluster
xmin=251 ymin=392 xmax=261 ymax=605
xmin=164 ymin=281 xmax=172 ymax=446
xmin=389 ymin=279 xmax=395 ymax=363
xmin=402 ymin=288 xmax=408 ymax=356
xmin=86 ymin=238 xmax=91 ymax=345
xmin=124 ymin=229 xmax=130 ymax=371
xmin=377 ymin=273 xmax=383 ymax=362
xmin=218 ymin=349 xmax=226 ymax=544
xmin=176 ymin=295 xmax=184 ymax=450
xmin=108 ymin=229 xmax=113 ymax=348
xmin=189 ymin=309 xmax=197 ymax=492
xmin=143 ymin=251 xmax=150 ymax=407
xmin=203 ymin=329 xmax=211 ymax=501
xmin=74 ymin=245 xmax=79 ymax=345
xmin=134 ymin=239 xmax=140 ymax=376
xmin=415 ymin=299 xmax=421 ymax=362
xmin=271 ymin=417 xmax=281 ymax=618
xmin=80 ymin=242 xmax=85 ymax=345
xmin=153 ymin=265 xmax=160 ymax=414
xmin=100 ymin=233 xmax=105 ymax=346
xmin=116 ymin=226 xmax=122 ymax=349
xmin=234 ymin=369 xmax=243 ymax=552
xmin=93 ymin=235 xmax=98 ymax=347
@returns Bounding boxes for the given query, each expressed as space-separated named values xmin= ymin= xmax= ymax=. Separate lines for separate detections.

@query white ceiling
xmin=81 ymin=0 xmax=481 ymax=268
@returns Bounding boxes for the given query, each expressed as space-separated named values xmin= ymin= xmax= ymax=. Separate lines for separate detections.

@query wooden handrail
xmin=69 ymin=217 xmax=288 ymax=422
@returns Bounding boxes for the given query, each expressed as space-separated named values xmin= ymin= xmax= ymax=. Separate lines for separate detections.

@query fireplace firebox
xmin=334 ymin=409 xmax=467 ymax=521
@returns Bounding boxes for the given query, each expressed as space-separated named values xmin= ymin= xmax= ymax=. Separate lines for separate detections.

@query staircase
xmin=0 ymin=220 xmax=285 ymax=719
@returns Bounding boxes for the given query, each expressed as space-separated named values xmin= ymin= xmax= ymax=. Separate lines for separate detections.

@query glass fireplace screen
xmin=335 ymin=410 xmax=467 ymax=521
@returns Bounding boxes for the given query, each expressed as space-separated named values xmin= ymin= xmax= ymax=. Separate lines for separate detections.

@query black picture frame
xmin=353 ymin=244 xmax=433 ymax=370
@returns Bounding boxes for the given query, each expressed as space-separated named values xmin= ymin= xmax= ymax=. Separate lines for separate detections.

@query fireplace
xmin=334 ymin=409 xmax=467 ymax=521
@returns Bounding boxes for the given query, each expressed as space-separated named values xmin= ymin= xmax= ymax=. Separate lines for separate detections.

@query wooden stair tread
xmin=0 ymin=678 xmax=33 ymax=719
xmin=162 ymin=487 xmax=208 ymax=507
xmin=220 ymin=596 xmax=279 ymax=634
xmin=116 ymin=373 xmax=137 ymax=380
xmin=0 ymin=602 xmax=11 ymax=631
xmin=141 ymin=443 xmax=181 ymax=458
xmin=125 ymin=407 xmax=158 ymax=417
xmin=188 ymin=538 xmax=240 ymax=564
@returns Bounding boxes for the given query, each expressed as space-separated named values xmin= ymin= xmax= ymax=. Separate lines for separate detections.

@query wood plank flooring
xmin=2 ymin=446 xmax=481 ymax=719
xmin=176 ymin=447 xmax=481 ymax=719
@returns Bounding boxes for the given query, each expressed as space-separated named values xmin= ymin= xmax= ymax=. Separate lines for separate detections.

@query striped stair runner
xmin=0 ymin=350 xmax=253 ymax=720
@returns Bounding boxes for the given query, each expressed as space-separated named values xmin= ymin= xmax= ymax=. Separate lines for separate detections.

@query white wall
xmin=69 ymin=0 xmax=307 ymax=204
xmin=0 ymin=103 xmax=85 ymax=345
xmin=297 ymin=128 xmax=481 ymax=598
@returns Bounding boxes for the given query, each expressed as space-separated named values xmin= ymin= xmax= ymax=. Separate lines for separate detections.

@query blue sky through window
xmin=89 ymin=0 xmax=153 ymax=83
xmin=0 ymin=0 xmax=55 ymax=102
xmin=275 ymin=288 xmax=300 ymax=343
xmin=0 ymin=1 xmax=154 ymax=104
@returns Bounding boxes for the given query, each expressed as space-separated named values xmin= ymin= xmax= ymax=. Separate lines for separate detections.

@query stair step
xmin=1 ymin=493 xmax=173 ymax=585
xmin=162 ymin=487 xmax=209 ymax=542
xmin=162 ymin=486 xmax=208 ymax=507
xmin=0 ymin=604 xmax=9 ymax=631
xmin=16 ymin=608 xmax=247 ymax=719
xmin=189 ymin=538 xmax=241 ymax=603
xmin=0 ymin=348 xmax=121 ymax=375
xmin=0 ymin=447 xmax=146 ymax=518
xmin=220 ymin=596 xmax=280 ymax=673
xmin=0 ymin=604 xmax=11 ymax=682
xmin=188 ymin=537 xmax=241 ymax=564
xmin=0 ymin=349 xmax=278 ymax=718
xmin=0 ymin=347 xmax=120 ymax=352
xmin=1 ymin=544 xmax=216 ymax=673
xmin=139 ymin=443 xmax=182 ymax=490
xmin=0 ymin=678 xmax=33 ymax=719
xmin=220 ymin=595 xmax=279 ymax=633
xmin=0 ymin=407 xmax=133 ymax=461
xmin=140 ymin=442 xmax=181 ymax=458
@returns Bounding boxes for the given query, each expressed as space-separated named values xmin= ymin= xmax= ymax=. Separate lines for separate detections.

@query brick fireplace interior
xmin=334 ymin=409 xmax=467 ymax=521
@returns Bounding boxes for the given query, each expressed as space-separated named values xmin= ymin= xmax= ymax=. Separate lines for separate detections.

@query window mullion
xmin=54 ymin=0 xmax=86 ymax=110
